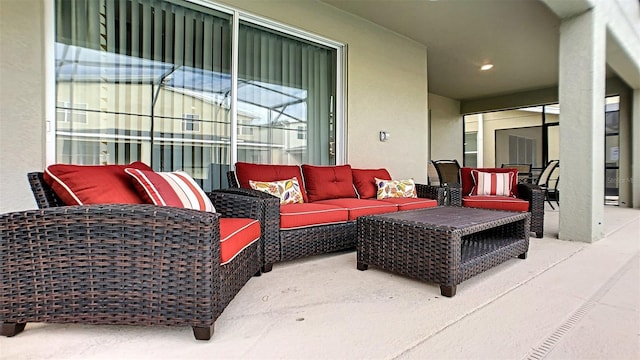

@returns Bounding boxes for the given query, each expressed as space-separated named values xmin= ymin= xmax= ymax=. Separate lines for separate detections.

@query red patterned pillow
xmin=470 ymin=170 xmax=514 ymax=197
xmin=125 ymin=169 xmax=216 ymax=212
xmin=43 ymin=161 xmax=152 ymax=205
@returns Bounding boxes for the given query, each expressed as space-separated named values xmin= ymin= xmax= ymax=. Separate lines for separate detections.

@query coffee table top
xmin=360 ymin=206 xmax=529 ymax=231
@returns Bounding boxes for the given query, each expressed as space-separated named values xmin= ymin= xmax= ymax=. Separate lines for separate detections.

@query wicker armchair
xmin=0 ymin=173 xmax=265 ymax=341
xmin=447 ymin=172 xmax=545 ymax=238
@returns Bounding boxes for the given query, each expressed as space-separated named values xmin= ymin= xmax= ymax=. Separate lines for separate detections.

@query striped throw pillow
xmin=125 ymin=169 xmax=216 ymax=212
xmin=470 ymin=170 xmax=514 ymax=197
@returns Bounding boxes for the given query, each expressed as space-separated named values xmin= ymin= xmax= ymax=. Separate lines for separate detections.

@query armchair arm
xmin=207 ymin=190 xmax=266 ymax=220
xmin=0 ymin=204 xmax=221 ymax=327
xmin=517 ymin=183 xmax=545 ymax=238
xmin=209 ymin=188 xmax=280 ymax=271
xmin=415 ymin=183 xmax=446 ymax=205
xmin=445 ymin=183 xmax=462 ymax=206
xmin=517 ymin=183 xmax=544 ymax=204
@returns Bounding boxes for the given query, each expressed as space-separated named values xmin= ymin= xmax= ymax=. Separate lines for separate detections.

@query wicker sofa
xmin=447 ymin=167 xmax=545 ymax=238
xmin=221 ymin=162 xmax=446 ymax=272
xmin=0 ymin=171 xmax=266 ymax=341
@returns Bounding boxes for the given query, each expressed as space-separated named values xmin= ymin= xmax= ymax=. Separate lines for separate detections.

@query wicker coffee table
xmin=357 ymin=207 xmax=530 ymax=297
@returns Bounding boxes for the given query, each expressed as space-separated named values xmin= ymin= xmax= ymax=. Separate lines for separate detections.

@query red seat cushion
xmin=460 ymin=167 xmax=519 ymax=197
xmin=314 ymin=198 xmax=397 ymax=220
xmin=301 ymin=165 xmax=357 ymax=202
xmin=235 ymin=162 xmax=309 ymax=203
xmin=219 ymin=218 xmax=261 ymax=265
xmin=462 ymin=196 xmax=530 ymax=212
xmin=351 ymin=168 xmax=391 ymax=199
xmin=280 ymin=203 xmax=349 ymax=229
xmin=43 ymin=161 xmax=153 ymax=205
xmin=378 ymin=197 xmax=438 ymax=211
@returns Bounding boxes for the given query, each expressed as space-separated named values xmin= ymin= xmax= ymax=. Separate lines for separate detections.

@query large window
xmin=54 ymin=0 xmax=342 ymax=191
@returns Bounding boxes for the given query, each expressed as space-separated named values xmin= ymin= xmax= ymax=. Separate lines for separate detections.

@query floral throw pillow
xmin=249 ymin=177 xmax=305 ymax=205
xmin=375 ymin=177 xmax=417 ymax=199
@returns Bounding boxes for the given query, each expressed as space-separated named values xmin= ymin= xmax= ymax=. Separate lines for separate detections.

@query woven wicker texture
xmin=357 ymin=207 xmax=529 ymax=296
xmin=0 ymin=172 xmax=264 ymax=340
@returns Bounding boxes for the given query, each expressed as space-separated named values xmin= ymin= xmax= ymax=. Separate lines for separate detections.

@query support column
xmin=558 ymin=8 xmax=606 ymax=242
xmin=633 ymin=90 xmax=640 ymax=208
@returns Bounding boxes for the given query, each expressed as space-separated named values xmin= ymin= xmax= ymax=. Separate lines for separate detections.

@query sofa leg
xmin=356 ymin=261 xmax=368 ymax=271
xmin=253 ymin=269 xmax=262 ymax=277
xmin=262 ymin=263 xmax=273 ymax=273
xmin=192 ymin=325 xmax=214 ymax=341
xmin=518 ymin=252 xmax=528 ymax=259
xmin=1 ymin=322 xmax=26 ymax=337
xmin=535 ymin=231 xmax=543 ymax=238
xmin=440 ymin=285 xmax=456 ymax=297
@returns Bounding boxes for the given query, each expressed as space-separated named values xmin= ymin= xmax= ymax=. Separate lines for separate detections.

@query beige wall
xmin=0 ymin=0 xmax=46 ymax=212
xmin=219 ymin=0 xmax=429 ymax=181
xmin=428 ymin=93 xmax=462 ymax=162
xmin=0 ymin=0 xmax=431 ymax=213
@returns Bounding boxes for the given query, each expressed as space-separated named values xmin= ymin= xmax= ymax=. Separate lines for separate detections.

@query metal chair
xmin=501 ymin=163 xmax=532 ymax=184
xmin=430 ymin=159 xmax=461 ymax=205
xmin=536 ymin=160 xmax=559 ymax=209
xmin=431 ymin=159 xmax=461 ymax=185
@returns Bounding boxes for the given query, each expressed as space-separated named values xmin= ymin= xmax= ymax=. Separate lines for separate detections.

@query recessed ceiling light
xmin=480 ymin=64 xmax=494 ymax=71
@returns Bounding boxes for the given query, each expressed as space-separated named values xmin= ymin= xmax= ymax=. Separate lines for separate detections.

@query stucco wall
xmin=218 ymin=0 xmax=429 ymax=181
xmin=428 ymin=93 xmax=462 ymax=162
xmin=0 ymin=0 xmax=46 ymax=212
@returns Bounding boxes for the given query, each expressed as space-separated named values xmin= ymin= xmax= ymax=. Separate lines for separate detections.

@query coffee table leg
xmin=518 ymin=251 xmax=528 ymax=259
xmin=440 ymin=285 xmax=456 ymax=297
xmin=357 ymin=261 xmax=368 ymax=271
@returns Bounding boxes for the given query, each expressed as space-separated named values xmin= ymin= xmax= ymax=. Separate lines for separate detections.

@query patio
xmin=1 ymin=205 xmax=638 ymax=359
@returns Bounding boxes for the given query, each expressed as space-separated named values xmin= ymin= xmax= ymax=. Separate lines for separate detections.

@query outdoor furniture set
xmin=1 ymin=161 xmax=536 ymax=340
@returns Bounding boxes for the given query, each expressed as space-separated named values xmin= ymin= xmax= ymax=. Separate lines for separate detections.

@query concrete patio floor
xmin=1 ymin=205 xmax=638 ymax=360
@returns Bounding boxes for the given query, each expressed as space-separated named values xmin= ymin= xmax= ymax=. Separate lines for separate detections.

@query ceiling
xmin=321 ymin=0 xmax=563 ymax=101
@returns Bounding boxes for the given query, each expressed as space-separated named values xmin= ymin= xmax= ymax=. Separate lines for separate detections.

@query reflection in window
xmin=54 ymin=0 xmax=339 ymax=191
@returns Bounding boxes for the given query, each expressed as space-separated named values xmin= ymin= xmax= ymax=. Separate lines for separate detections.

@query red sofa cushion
xmin=352 ymin=168 xmax=392 ymax=199
xmin=280 ymin=203 xmax=349 ymax=229
xmin=460 ymin=167 xmax=519 ymax=197
xmin=314 ymin=198 xmax=397 ymax=220
xmin=44 ymin=161 xmax=153 ymax=205
xmin=462 ymin=196 xmax=529 ymax=212
xmin=301 ymin=165 xmax=357 ymax=202
xmin=378 ymin=197 xmax=438 ymax=211
xmin=219 ymin=218 xmax=261 ymax=265
xmin=235 ymin=162 xmax=308 ymax=202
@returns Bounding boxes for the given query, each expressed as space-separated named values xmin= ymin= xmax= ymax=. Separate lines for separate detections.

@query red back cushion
xmin=235 ymin=162 xmax=308 ymax=202
xmin=43 ymin=161 xmax=153 ymax=205
xmin=301 ymin=164 xmax=357 ymax=202
xmin=352 ymin=168 xmax=392 ymax=199
xmin=460 ymin=167 xmax=519 ymax=197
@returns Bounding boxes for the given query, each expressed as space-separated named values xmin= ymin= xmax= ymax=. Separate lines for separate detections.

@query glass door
xmin=605 ymin=96 xmax=620 ymax=205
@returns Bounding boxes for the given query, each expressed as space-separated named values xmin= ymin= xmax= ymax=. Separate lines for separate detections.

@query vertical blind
xmin=55 ymin=0 xmax=337 ymax=191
